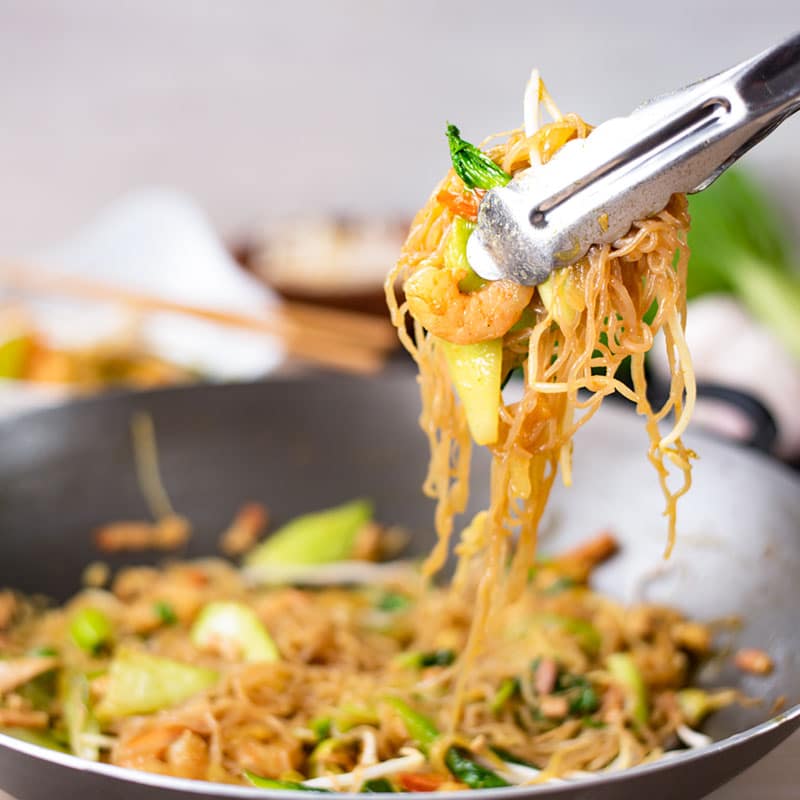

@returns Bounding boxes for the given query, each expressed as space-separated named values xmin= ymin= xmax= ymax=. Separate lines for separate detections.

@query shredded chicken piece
xmin=540 ymin=695 xmax=569 ymax=719
xmin=0 ymin=708 xmax=49 ymax=728
xmin=0 ymin=657 xmax=57 ymax=695
xmin=0 ymin=590 xmax=17 ymax=630
xmin=219 ymin=503 xmax=269 ymax=557
xmin=559 ymin=532 xmax=618 ymax=570
xmin=734 ymin=648 xmax=773 ymax=675
xmin=95 ymin=514 xmax=191 ymax=553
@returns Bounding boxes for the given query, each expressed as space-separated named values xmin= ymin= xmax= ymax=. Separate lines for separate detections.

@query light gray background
xmin=0 ymin=0 xmax=798 ymax=252
xmin=0 ymin=1 xmax=796 ymax=797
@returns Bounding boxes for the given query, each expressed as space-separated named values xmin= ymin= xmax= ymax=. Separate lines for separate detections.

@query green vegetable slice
xmin=245 ymin=499 xmax=373 ymax=567
xmin=244 ymin=771 xmax=332 ymax=792
xmin=362 ymin=778 xmax=395 ymax=792
xmin=606 ymin=653 xmax=648 ymax=725
xmin=153 ymin=601 xmax=178 ymax=626
xmin=383 ymin=697 xmax=439 ymax=751
xmin=395 ymin=649 xmax=456 ymax=669
xmin=490 ymin=677 xmax=519 ymax=714
xmin=384 ymin=697 xmax=508 ymax=787
xmin=191 ymin=602 xmax=279 ymax=663
xmin=69 ymin=608 xmax=113 ymax=654
xmin=438 ymin=338 xmax=503 ymax=446
xmin=444 ymin=217 xmax=484 ymax=293
xmin=94 ymin=647 xmax=218 ymax=720
xmin=446 ymin=124 xmax=512 ymax=191
xmin=61 ymin=671 xmax=100 ymax=761
xmin=444 ymin=747 xmax=510 ymax=789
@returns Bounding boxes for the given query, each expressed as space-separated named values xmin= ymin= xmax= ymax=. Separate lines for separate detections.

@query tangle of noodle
xmin=0 ymin=75 xmax=729 ymax=795
xmin=385 ymin=77 xmax=696 ymax=724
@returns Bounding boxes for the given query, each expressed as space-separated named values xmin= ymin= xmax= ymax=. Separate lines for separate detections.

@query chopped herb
xmin=490 ymin=677 xmax=519 ymax=714
xmin=446 ymin=124 xmax=512 ymax=191
xmin=309 ymin=716 xmax=331 ymax=741
xmin=376 ymin=592 xmax=411 ymax=612
xmin=396 ymin=649 xmax=456 ymax=669
xmin=363 ymin=778 xmax=395 ymax=793
xmin=444 ymin=746 xmax=510 ymax=789
xmin=153 ymin=601 xmax=177 ymax=626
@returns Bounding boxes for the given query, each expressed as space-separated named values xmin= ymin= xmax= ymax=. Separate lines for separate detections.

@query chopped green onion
xmin=376 ymin=592 xmax=411 ymax=612
xmin=362 ymin=778 xmax=395 ymax=793
xmin=153 ymin=601 xmax=177 ymax=626
xmin=490 ymin=677 xmax=519 ymax=714
xmin=69 ymin=608 xmax=113 ymax=653
xmin=446 ymin=124 xmax=512 ymax=191
xmin=395 ymin=649 xmax=456 ymax=669
xmin=444 ymin=746 xmax=509 ymax=789
xmin=309 ymin=716 xmax=331 ymax=741
xmin=383 ymin=697 xmax=439 ymax=751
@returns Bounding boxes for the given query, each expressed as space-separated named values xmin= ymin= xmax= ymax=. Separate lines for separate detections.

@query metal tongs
xmin=467 ymin=32 xmax=800 ymax=285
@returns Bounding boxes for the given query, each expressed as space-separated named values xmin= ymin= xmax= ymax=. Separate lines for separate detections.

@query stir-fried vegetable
xmin=439 ymin=338 xmax=503 ymax=446
xmin=191 ymin=602 xmax=279 ymax=663
xmin=445 ymin=217 xmax=485 ymax=293
xmin=153 ymin=601 xmax=177 ymax=626
xmin=446 ymin=124 xmax=512 ymax=191
xmin=95 ymin=648 xmax=218 ymax=720
xmin=395 ymin=649 xmax=456 ymax=669
xmin=245 ymin=772 xmax=332 ymax=792
xmin=677 ymin=688 xmax=740 ymax=727
xmin=0 ymin=727 xmax=68 ymax=752
xmin=0 ymin=657 xmax=57 ymax=695
xmin=362 ymin=778 xmax=395 ymax=793
xmin=384 ymin=697 xmax=509 ymax=788
xmin=69 ymin=608 xmax=113 ymax=654
xmin=61 ymin=671 xmax=100 ymax=761
xmin=245 ymin=500 xmax=373 ymax=567
xmin=687 ymin=168 xmax=800 ymax=359
xmin=606 ymin=653 xmax=648 ymax=726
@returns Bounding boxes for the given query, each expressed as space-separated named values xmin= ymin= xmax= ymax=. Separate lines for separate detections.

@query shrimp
xmin=404 ymin=264 xmax=533 ymax=345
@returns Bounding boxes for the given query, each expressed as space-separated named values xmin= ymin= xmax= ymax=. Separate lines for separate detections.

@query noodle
xmin=0 ymin=74 xmax=736 ymax=794
xmin=385 ymin=74 xmax=696 ymax=722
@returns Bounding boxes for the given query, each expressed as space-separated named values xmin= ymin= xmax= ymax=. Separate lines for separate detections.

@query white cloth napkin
xmin=25 ymin=187 xmax=284 ymax=380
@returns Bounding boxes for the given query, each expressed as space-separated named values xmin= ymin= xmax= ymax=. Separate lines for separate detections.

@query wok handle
xmin=695 ymin=382 xmax=778 ymax=454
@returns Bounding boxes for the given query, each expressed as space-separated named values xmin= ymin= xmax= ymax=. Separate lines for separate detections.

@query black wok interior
xmin=0 ymin=375 xmax=797 ymax=800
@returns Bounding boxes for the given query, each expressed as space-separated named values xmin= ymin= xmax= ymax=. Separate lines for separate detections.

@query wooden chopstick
xmin=1 ymin=268 xmax=396 ymax=376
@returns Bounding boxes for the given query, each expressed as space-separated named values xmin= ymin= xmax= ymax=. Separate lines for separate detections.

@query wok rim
xmin=0 ymin=377 xmax=798 ymax=796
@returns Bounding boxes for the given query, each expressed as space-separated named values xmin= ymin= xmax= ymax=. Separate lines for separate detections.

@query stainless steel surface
xmin=0 ymin=377 xmax=798 ymax=799
xmin=468 ymin=32 xmax=800 ymax=284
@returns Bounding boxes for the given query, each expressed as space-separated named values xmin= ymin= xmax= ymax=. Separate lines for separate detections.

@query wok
xmin=0 ymin=375 xmax=797 ymax=800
